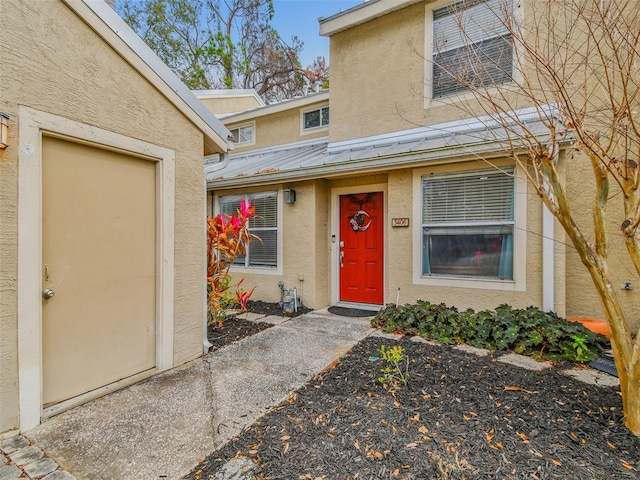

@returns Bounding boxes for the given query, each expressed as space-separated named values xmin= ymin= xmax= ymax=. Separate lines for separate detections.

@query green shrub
xmin=377 ymin=345 xmax=410 ymax=390
xmin=372 ymin=302 xmax=606 ymax=362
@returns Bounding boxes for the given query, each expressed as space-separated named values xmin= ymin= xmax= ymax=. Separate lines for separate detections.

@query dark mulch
xmin=207 ymin=317 xmax=272 ymax=351
xmin=207 ymin=301 xmax=312 ymax=350
xmin=245 ymin=300 xmax=313 ymax=318
xmin=189 ymin=335 xmax=640 ymax=480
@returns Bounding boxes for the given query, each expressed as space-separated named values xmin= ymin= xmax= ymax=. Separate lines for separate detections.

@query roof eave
xmin=221 ymin=91 xmax=330 ymax=124
xmin=319 ymin=0 xmax=422 ymax=37
xmin=67 ymin=0 xmax=231 ymax=155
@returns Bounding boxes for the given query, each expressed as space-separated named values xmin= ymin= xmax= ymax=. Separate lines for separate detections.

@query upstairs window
xmin=303 ymin=106 xmax=329 ymax=131
xmin=422 ymin=168 xmax=515 ymax=280
xmin=219 ymin=191 xmax=278 ymax=268
xmin=432 ymin=0 xmax=514 ymax=99
xmin=229 ymin=124 xmax=254 ymax=145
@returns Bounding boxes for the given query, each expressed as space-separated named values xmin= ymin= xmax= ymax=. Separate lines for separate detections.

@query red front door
xmin=339 ymin=192 xmax=384 ymax=304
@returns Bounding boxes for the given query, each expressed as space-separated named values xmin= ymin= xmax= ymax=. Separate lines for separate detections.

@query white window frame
xmin=17 ymin=106 xmax=175 ymax=429
xmin=412 ymin=164 xmax=526 ymax=291
xmin=301 ymin=105 xmax=329 ymax=134
xmin=215 ymin=189 xmax=283 ymax=275
xmin=229 ymin=122 xmax=255 ymax=146
xmin=423 ymin=0 xmax=523 ymax=108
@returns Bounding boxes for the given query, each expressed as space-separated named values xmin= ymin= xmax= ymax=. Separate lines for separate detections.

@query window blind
xmin=432 ymin=0 xmax=513 ymax=98
xmin=219 ymin=191 xmax=278 ymax=267
xmin=422 ymin=169 xmax=515 ymax=224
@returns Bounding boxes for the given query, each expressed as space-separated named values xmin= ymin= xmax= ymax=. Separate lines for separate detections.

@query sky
xmin=271 ymin=0 xmax=362 ymax=67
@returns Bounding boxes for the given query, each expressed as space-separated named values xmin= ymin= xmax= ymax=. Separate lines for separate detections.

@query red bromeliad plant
xmin=206 ymin=199 xmax=258 ymax=326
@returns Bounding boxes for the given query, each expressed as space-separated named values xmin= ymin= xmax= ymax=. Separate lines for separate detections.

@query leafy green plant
xmin=206 ymin=200 xmax=259 ymax=327
xmin=377 ymin=345 xmax=410 ymax=390
xmin=372 ymin=302 xmax=606 ymax=362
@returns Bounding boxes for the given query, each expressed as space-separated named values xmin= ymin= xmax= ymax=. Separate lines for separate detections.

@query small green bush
xmin=377 ymin=345 xmax=410 ymax=389
xmin=372 ymin=301 xmax=606 ymax=362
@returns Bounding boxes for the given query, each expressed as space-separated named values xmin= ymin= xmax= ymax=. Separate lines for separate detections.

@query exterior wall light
xmin=283 ymin=188 xmax=296 ymax=204
xmin=0 ymin=113 xmax=8 ymax=149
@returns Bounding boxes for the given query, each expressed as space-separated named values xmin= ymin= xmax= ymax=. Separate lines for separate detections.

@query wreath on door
xmin=347 ymin=193 xmax=375 ymax=232
xmin=350 ymin=210 xmax=371 ymax=231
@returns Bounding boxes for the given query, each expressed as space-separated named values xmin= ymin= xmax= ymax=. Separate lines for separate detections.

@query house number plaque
xmin=392 ymin=218 xmax=410 ymax=227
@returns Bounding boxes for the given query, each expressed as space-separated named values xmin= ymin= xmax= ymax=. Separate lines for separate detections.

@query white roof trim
xmin=65 ymin=0 xmax=232 ymax=154
xmin=320 ymin=0 xmax=422 ymax=36
xmin=221 ymin=91 xmax=330 ymax=124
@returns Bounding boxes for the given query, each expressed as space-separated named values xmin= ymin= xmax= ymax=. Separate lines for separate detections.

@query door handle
xmin=42 ymin=288 xmax=55 ymax=299
xmin=339 ymin=251 xmax=344 ymax=268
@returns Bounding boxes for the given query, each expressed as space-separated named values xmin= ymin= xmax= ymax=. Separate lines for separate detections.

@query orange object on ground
xmin=567 ymin=317 xmax=611 ymax=340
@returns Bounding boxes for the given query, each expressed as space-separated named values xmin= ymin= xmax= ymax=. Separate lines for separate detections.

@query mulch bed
xmin=207 ymin=300 xmax=312 ymax=350
xmin=190 ymin=331 xmax=640 ymax=480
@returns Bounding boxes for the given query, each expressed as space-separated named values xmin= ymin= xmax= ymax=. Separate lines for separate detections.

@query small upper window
xmin=229 ymin=124 xmax=254 ymax=145
xmin=303 ymin=106 xmax=329 ymax=131
xmin=432 ymin=0 xmax=514 ymax=99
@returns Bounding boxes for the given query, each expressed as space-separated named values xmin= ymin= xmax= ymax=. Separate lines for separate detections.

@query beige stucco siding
xmin=564 ymin=151 xmax=640 ymax=330
xmin=329 ymin=2 xmax=431 ymax=143
xmin=0 ymin=0 xmax=207 ymax=432
xmin=199 ymin=95 xmax=261 ymax=116
xmin=213 ymin=181 xmax=327 ymax=308
xmin=225 ymin=101 xmax=329 ymax=152
xmin=385 ymin=160 xmax=553 ymax=313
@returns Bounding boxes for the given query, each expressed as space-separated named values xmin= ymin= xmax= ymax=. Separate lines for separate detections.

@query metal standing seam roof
xmin=206 ymin=106 xmax=563 ymax=189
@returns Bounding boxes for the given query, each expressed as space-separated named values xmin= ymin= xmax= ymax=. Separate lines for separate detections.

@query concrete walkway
xmin=23 ymin=309 xmax=374 ymax=480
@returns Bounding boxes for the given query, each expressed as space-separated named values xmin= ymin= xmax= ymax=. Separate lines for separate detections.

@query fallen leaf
xmin=283 ymin=443 xmax=290 ymax=454
xmin=418 ymin=426 xmax=428 ymax=434
xmin=504 ymin=386 xmax=539 ymax=394
xmin=281 ymin=435 xmax=291 ymax=441
xmin=516 ymin=432 xmax=530 ymax=443
xmin=607 ymin=441 xmax=616 ymax=449
xmin=327 ymin=432 xmax=335 ymax=438
xmin=406 ymin=442 xmax=418 ymax=448
xmin=621 ymin=460 xmax=636 ymax=470
xmin=411 ymin=413 xmax=420 ymax=422
xmin=463 ymin=415 xmax=470 ymax=421
xmin=248 ymin=449 xmax=258 ymax=455
xmin=552 ymin=459 xmax=562 ymax=466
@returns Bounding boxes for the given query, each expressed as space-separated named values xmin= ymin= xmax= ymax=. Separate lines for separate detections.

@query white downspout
xmin=542 ymin=149 xmax=559 ymax=312
xmin=202 ymin=149 xmax=232 ymax=353
xmin=542 ymin=204 xmax=555 ymax=312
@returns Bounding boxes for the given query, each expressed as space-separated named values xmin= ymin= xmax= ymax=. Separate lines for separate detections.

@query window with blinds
xmin=432 ymin=0 xmax=513 ymax=98
xmin=422 ymin=168 xmax=515 ymax=280
xmin=219 ymin=191 xmax=278 ymax=268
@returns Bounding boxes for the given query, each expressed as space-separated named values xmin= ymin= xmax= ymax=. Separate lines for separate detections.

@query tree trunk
xmin=625 ymin=359 xmax=640 ymax=434
xmin=546 ymin=186 xmax=639 ymax=435
xmin=575 ymin=246 xmax=639 ymax=436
